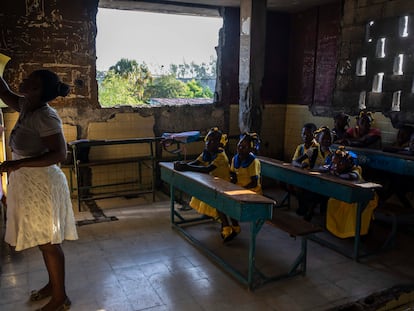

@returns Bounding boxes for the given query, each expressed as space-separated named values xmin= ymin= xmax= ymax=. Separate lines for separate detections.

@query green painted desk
xmin=258 ymin=156 xmax=381 ymax=261
xmin=70 ymin=138 xmax=155 ymax=210
xmin=160 ymin=162 xmax=312 ymax=290
xmin=344 ymin=146 xmax=414 ymax=176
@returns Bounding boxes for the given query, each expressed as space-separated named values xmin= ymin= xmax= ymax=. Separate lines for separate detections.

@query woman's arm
xmin=0 ymin=76 xmax=21 ymax=111
xmin=0 ymin=132 xmax=67 ymax=173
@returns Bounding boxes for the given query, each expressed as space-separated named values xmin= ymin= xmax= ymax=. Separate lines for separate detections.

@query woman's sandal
xmin=30 ymin=289 xmax=52 ymax=301
xmin=35 ymin=297 xmax=71 ymax=311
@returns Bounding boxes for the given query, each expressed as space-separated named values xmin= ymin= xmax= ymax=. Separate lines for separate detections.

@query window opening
xmin=372 ymin=72 xmax=384 ymax=93
xmin=365 ymin=21 xmax=374 ymax=43
xmin=411 ymin=76 xmax=414 ymax=93
xmin=96 ymin=8 xmax=222 ymax=107
xmin=356 ymin=57 xmax=367 ymax=76
xmin=391 ymin=90 xmax=401 ymax=111
xmin=393 ymin=54 xmax=404 ymax=75
xmin=359 ymin=91 xmax=367 ymax=110
xmin=399 ymin=16 xmax=409 ymax=37
xmin=375 ymin=38 xmax=386 ymax=58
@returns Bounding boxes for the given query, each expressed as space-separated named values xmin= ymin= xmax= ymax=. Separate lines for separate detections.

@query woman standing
xmin=0 ymin=69 xmax=78 ymax=311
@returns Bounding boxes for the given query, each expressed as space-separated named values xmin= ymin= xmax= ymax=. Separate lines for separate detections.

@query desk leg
xmin=248 ymin=219 xmax=265 ymax=290
xmin=353 ymin=201 xmax=365 ymax=261
xmin=170 ymin=185 xmax=175 ymax=224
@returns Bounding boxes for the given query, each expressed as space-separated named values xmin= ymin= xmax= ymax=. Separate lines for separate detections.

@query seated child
xmin=292 ymin=123 xmax=321 ymax=169
xmin=314 ymin=126 xmax=334 ymax=171
xmin=220 ymin=132 xmax=262 ymax=242
xmin=341 ymin=110 xmax=382 ymax=148
xmin=332 ymin=112 xmax=350 ymax=143
xmin=383 ymin=131 xmax=414 ymax=209
xmin=292 ymin=124 xmax=327 ymax=219
xmin=383 ymin=125 xmax=414 ymax=154
xmin=174 ymin=127 xmax=230 ymax=219
xmin=406 ymin=131 xmax=414 ymax=156
xmin=326 ymin=146 xmax=378 ymax=238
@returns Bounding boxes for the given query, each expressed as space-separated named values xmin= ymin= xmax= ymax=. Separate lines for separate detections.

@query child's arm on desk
xmin=292 ymin=147 xmax=317 ymax=168
xmin=330 ymin=170 xmax=358 ymax=180
xmin=174 ymin=160 xmax=216 ymax=174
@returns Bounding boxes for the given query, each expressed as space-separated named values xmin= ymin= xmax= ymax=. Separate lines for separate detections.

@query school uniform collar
xmin=233 ymin=152 xmax=256 ymax=169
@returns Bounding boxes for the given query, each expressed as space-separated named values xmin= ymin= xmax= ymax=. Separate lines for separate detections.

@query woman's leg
xmin=38 ymin=243 xmax=69 ymax=310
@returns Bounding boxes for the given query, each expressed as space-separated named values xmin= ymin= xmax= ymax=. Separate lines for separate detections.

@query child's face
xmin=301 ymin=128 xmax=314 ymax=144
xmin=205 ymin=133 xmax=220 ymax=153
xmin=332 ymin=156 xmax=352 ymax=174
xmin=357 ymin=116 xmax=371 ymax=134
xmin=319 ymin=131 xmax=332 ymax=148
xmin=334 ymin=117 xmax=348 ymax=130
xmin=237 ymin=138 xmax=251 ymax=158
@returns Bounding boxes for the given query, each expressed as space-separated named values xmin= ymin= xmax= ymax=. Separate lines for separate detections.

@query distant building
xmin=148 ymin=98 xmax=213 ymax=105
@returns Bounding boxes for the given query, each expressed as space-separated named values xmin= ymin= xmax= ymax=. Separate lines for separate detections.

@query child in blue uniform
xmin=292 ymin=123 xmax=321 ymax=169
xmin=292 ymin=124 xmax=327 ymax=219
xmin=314 ymin=126 xmax=334 ymax=170
xmin=326 ymin=146 xmax=378 ymax=238
xmin=174 ymin=127 xmax=230 ymax=220
xmin=222 ymin=132 xmax=262 ymax=242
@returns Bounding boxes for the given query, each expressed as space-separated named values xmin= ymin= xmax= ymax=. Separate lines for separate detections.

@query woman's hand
xmin=0 ymin=160 xmax=22 ymax=174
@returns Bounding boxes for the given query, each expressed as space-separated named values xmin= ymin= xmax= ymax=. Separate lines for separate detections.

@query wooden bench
xmin=374 ymin=203 xmax=414 ymax=249
xmin=266 ymin=211 xmax=323 ymax=278
xmin=267 ymin=211 xmax=323 ymax=237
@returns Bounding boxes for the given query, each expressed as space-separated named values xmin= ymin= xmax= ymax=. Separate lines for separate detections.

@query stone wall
xmin=334 ymin=0 xmax=414 ymax=126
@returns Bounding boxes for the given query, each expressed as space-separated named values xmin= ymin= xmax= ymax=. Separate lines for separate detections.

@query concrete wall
xmin=0 ymin=0 xmax=408 ymax=207
xmin=334 ymin=0 xmax=414 ymax=126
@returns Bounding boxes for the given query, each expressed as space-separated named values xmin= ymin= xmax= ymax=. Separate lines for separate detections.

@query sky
xmin=96 ymin=8 xmax=223 ymax=73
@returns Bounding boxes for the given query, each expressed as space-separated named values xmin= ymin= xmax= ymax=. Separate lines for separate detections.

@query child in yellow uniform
xmin=222 ymin=132 xmax=262 ymax=242
xmin=174 ymin=127 xmax=230 ymax=219
xmin=326 ymin=146 xmax=378 ymax=238
xmin=314 ymin=126 xmax=334 ymax=169
xmin=292 ymin=124 xmax=327 ymax=219
xmin=292 ymin=123 xmax=321 ymax=169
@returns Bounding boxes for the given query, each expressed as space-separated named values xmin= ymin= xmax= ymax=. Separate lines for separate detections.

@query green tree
xmin=99 ymin=70 xmax=141 ymax=107
xmin=145 ymin=75 xmax=187 ymax=98
xmin=184 ymin=79 xmax=213 ymax=98
xmin=172 ymin=59 xmax=216 ymax=79
xmin=108 ymin=58 xmax=153 ymax=101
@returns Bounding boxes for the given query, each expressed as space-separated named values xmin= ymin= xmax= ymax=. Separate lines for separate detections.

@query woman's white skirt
xmin=5 ymin=165 xmax=78 ymax=251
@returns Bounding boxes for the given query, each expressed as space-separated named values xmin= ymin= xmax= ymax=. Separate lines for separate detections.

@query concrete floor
xmin=1 ymin=191 xmax=414 ymax=311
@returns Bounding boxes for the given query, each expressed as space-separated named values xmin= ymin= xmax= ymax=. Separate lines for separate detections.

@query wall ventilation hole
xmin=366 ymin=20 xmax=374 ymax=42
xmin=399 ymin=16 xmax=409 ymax=37
xmin=359 ymin=91 xmax=367 ymax=110
xmin=411 ymin=76 xmax=414 ymax=93
xmin=372 ymin=72 xmax=384 ymax=93
xmin=393 ymin=54 xmax=404 ymax=75
xmin=356 ymin=57 xmax=367 ymax=76
xmin=392 ymin=91 xmax=402 ymax=112
xmin=376 ymin=38 xmax=386 ymax=58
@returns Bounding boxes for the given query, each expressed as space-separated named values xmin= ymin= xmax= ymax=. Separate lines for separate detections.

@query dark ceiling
xmin=99 ymin=0 xmax=340 ymax=16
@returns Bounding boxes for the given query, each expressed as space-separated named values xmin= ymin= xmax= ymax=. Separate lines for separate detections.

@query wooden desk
xmin=70 ymin=138 xmax=156 ymax=210
xmin=258 ymin=156 xmax=381 ymax=261
xmin=160 ymin=162 xmax=313 ymax=290
xmin=343 ymin=146 xmax=414 ymax=177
